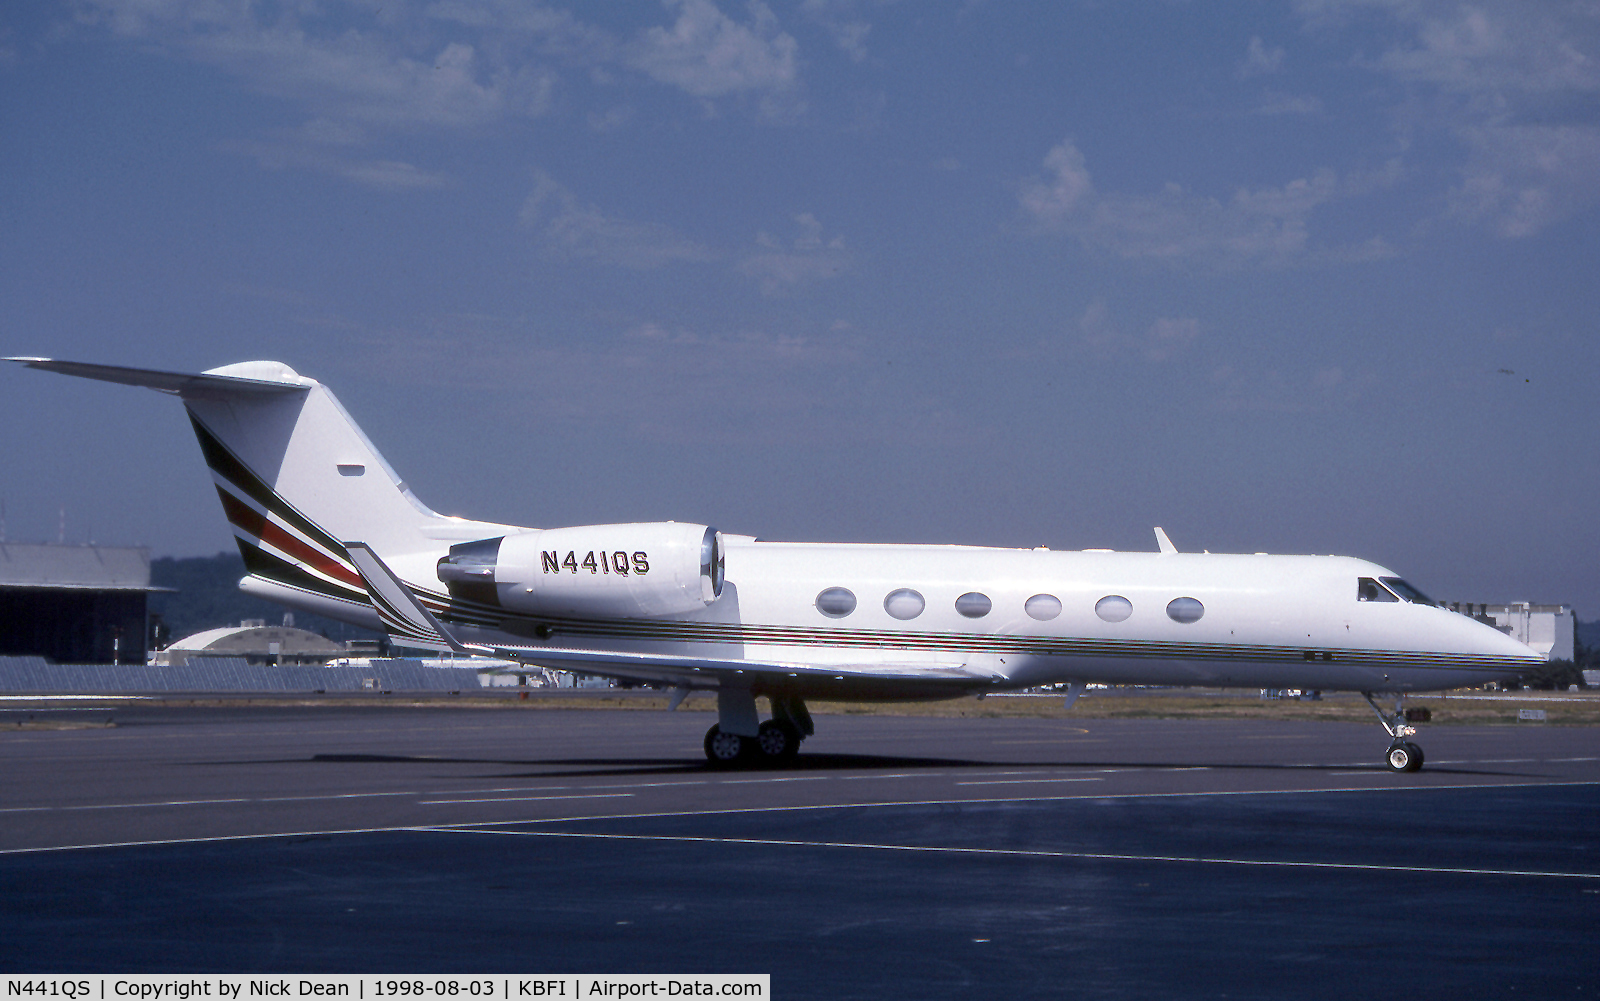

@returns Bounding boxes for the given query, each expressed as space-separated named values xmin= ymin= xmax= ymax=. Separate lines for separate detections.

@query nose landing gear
xmin=1385 ymin=740 xmax=1423 ymax=772
xmin=1363 ymin=692 xmax=1424 ymax=772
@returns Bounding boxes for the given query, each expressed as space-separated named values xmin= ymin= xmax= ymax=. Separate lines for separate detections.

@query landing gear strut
xmin=1363 ymin=692 xmax=1424 ymax=772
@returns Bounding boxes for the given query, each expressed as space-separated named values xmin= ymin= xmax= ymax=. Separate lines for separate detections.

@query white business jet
xmin=8 ymin=357 xmax=1542 ymax=771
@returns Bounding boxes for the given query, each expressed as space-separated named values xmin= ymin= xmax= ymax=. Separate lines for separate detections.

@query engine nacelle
xmin=437 ymin=522 xmax=725 ymax=618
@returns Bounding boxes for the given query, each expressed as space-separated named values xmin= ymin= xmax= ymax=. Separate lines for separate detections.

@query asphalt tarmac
xmin=2 ymin=702 xmax=1596 ymax=998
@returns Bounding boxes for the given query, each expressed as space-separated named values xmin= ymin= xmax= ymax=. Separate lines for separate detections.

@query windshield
xmin=1358 ymin=577 xmax=1398 ymax=602
xmin=1380 ymin=577 xmax=1436 ymax=606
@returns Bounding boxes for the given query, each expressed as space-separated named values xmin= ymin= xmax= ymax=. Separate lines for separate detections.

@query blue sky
xmin=3 ymin=0 xmax=1597 ymax=616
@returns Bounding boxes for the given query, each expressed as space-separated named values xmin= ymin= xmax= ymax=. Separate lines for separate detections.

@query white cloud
xmin=340 ymin=159 xmax=452 ymax=191
xmin=1018 ymin=140 xmax=1093 ymax=223
xmin=336 ymin=313 xmax=881 ymax=448
xmin=738 ymin=212 xmax=850 ymax=294
xmin=1238 ymin=35 xmax=1286 ymax=78
xmin=519 ymin=171 xmax=717 ymax=269
xmin=629 ymin=0 xmax=799 ymax=98
xmin=1363 ymin=3 xmax=1598 ymax=95
xmin=1209 ymin=362 xmax=1375 ymax=412
xmin=1449 ymin=124 xmax=1600 ymax=237
xmin=1073 ymin=300 xmax=1201 ymax=363
xmin=223 ymin=127 xmax=450 ymax=192
xmin=1144 ymin=317 xmax=1201 ymax=363
xmin=1021 ymin=139 xmax=1368 ymax=266
xmin=1253 ymin=91 xmax=1324 ymax=116
xmin=801 ymin=0 xmax=871 ymax=63
xmin=1297 ymin=0 xmax=1600 ymax=236
xmin=79 ymin=1 xmax=535 ymax=129
xmin=69 ymin=0 xmax=797 ymax=188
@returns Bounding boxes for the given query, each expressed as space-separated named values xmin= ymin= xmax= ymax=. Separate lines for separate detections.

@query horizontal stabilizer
xmin=4 ymin=357 xmax=311 ymax=397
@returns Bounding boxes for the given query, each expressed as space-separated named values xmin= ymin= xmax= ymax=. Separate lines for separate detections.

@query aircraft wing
xmin=471 ymin=644 xmax=995 ymax=690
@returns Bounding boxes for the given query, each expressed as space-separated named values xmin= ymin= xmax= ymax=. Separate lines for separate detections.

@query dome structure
xmin=157 ymin=623 xmax=348 ymax=667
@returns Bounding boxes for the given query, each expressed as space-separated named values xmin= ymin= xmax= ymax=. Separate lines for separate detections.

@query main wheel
xmin=704 ymin=724 xmax=747 ymax=767
xmin=754 ymin=719 xmax=801 ymax=764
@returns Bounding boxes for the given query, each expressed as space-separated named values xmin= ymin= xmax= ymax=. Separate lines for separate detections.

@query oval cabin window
xmin=1095 ymin=595 xmax=1133 ymax=622
xmin=1025 ymin=594 xmax=1062 ymax=621
xmin=1166 ymin=596 xmax=1204 ymax=623
xmin=884 ymin=588 xmax=926 ymax=620
xmin=816 ymin=587 xmax=857 ymax=618
xmin=955 ymin=592 xmax=992 ymax=618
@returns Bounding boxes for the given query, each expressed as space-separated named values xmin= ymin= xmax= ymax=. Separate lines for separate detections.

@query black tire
xmin=1385 ymin=742 xmax=1414 ymax=772
xmin=755 ymin=719 xmax=801 ymax=764
xmin=1404 ymin=741 xmax=1425 ymax=771
xmin=704 ymin=724 xmax=747 ymax=767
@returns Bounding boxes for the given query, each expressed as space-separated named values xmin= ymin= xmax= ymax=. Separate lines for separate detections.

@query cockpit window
xmin=1358 ymin=577 xmax=1398 ymax=602
xmin=1380 ymin=577 xmax=1436 ymax=606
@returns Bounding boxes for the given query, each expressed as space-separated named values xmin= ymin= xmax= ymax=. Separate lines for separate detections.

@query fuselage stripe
xmin=216 ymin=487 xmax=365 ymax=590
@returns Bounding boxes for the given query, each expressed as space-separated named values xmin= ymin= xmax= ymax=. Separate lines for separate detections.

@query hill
xmin=148 ymin=551 xmax=380 ymax=646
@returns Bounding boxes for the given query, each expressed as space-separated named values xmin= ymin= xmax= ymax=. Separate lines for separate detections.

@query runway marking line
xmin=0 ymin=797 xmax=252 ymax=813
xmin=419 ymin=827 xmax=1600 ymax=883
xmin=1 ymin=754 xmax=1588 ymax=816
xmin=0 ymin=790 xmax=419 ymax=813
xmin=6 ymin=778 xmax=1597 ymax=857
xmin=839 ymin=773 xmax=927 ymax=780
xmin=956 ymin=778 xmax=1104 ymax=786
xmin=417 ymin=793 xmax=635 ymax=805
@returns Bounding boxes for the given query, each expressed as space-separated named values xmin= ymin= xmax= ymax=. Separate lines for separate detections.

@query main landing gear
xmin=1363 ymin=691 xmax=1425 ymax=773
xmin=703 ymin=692 xmax=812 ymax=768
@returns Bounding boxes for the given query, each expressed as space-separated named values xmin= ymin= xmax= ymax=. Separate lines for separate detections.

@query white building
xmin=1449 ymin=603 xmax=1576 ymax=662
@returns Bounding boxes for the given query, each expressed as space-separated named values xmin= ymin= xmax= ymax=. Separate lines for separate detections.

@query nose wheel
xmin=1385 ymin=740 xmax=1424 ymax=773
xmin=1364 ymin=692 xmax=1425 ymax=772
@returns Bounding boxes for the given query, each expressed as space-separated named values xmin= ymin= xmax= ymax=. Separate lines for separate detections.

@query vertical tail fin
xmin=7 ymin=357 xmax=516 ymax=628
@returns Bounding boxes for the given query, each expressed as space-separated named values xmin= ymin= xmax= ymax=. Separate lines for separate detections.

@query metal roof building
xmin=0 ymin=543 xmax=164 ymax=664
